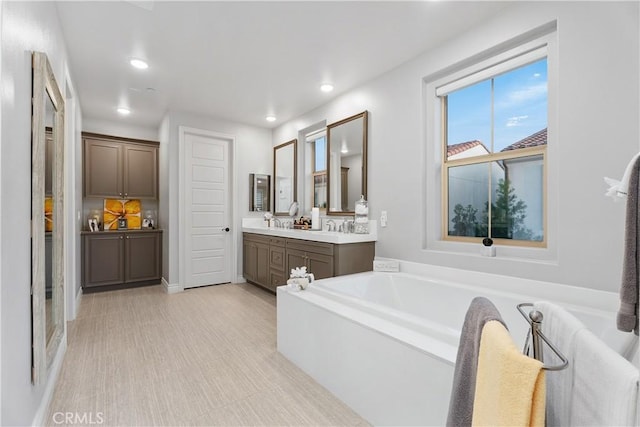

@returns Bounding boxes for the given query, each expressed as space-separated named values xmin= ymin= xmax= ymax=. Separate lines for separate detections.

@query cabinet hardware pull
xmin=222 ymin=227 xmax=230 ymax=232
xmin=120 ymin=236 xmax=123 ymax=239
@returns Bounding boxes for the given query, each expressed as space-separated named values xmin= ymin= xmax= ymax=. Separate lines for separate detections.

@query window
xmin=439 ymin=48 xmax=548 ymax=247
xmin=308 ymin=132 xmax=327 ymax=210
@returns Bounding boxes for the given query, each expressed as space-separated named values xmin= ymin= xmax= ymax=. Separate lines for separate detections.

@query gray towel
xmin=446 ymin=297 xmax=506 ymax=427
xmin=617 ymin=155 xmax=640 ymax=335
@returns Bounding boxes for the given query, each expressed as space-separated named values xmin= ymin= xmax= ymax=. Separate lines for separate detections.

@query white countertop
xmin=242 ymin=218 xmax=377 ymax=244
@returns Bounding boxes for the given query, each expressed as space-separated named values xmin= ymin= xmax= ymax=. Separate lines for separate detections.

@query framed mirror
xmin=273 ymin=139 xmax=297 ymax=216
xmin=326 ymin=111 xmax=368 ymax=215
xmin=32 ymin=51 xmax=65 ymax=385
xmin=249 ymin=173 xmax=271 ymax=212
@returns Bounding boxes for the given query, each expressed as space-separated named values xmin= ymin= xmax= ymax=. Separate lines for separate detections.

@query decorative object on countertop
xmin=287 ymin=266 xmax=314 ymax=291
xmin=311 ymin=207 xmax=321 ymax=230
xmin=103 ymin=198 xmax=141 ymax=230
xmin=88 ymin=208 xmax=102 ymax=231
xmin=354 ymin=195 xmax=369 ymax=234
xmin=263 ymin=211 xmax=273 ymax=227
xmin=142 ymin=210 xmax=155 ymax=229
xmin=293 ymin=215 xmax=312 ymax=230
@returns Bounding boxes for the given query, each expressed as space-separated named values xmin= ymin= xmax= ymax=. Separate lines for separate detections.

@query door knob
xmin=222 ymin=227 xmax=230 ymax=232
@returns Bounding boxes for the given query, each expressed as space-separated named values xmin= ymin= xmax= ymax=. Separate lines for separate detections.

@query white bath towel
xmin=571 ymin=328 xmax=639 ymax=426
xmin=533 ymin=301 xmax=586 ymax=427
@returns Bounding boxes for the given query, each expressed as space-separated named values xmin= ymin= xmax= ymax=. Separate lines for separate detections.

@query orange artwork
xmin=103 ymin=199 xmax=141 ymax=230
xmin=44 ymin=197 xmax=53 ymax=232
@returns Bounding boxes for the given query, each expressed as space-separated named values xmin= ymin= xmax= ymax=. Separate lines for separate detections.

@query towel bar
xmin=517 ymin=303 xmax=569 ymax=371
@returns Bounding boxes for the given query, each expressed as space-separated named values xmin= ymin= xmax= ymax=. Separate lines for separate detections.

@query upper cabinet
xmin=83 ymin=133 xmax=159 ymax=200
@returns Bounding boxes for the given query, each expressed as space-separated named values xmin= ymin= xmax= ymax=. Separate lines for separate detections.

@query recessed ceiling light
xmin=129 ymin=58 xmax=148 ymax=69
xmin=265 ymin=115 xmax=277 ymax=122
xmin=117 ymin=107 xmax=131 ymax=115
xmin=320 ymin=83 xmax=334 ymax=92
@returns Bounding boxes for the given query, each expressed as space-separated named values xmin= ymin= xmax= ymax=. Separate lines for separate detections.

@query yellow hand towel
xmin=472 ymin=320 xmax=546 ymax=427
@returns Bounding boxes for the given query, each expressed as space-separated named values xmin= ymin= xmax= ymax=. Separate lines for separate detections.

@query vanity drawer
xmin=269 ymin=237 xmax=286 ymax=247
xmin=286 ymin=239 xmax=334 ymax=256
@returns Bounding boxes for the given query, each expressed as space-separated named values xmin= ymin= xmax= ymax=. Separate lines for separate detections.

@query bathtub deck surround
xmin=277 ymin=262 xmax=638 ymax=426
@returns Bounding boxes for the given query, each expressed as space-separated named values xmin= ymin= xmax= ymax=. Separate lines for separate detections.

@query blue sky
xmin=447 ymin=59 xmax=547 ymax=153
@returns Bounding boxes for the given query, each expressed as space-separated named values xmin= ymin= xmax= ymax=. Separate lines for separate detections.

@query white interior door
xmin=183 ymin=129 xmax=231 ymax=288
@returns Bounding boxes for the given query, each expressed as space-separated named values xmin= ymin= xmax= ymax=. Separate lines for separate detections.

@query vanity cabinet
xmin=82 ymin=230 xmax=162 ymax=289
xmin=285 ymin=240 xmax=334 ymax=280
xmin=83 ymin=133 xmax=158 ymax=200
xmin=243 ymin=234 xmax=286 ymax=292
xmin=243 ymin=232 xmax=374 ymax=292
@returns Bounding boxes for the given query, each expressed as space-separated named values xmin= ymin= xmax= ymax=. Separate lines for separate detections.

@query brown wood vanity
xmin=243 ymin=231 xmax=375 ymax=293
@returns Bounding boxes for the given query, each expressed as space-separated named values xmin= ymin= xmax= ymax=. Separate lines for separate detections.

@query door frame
xmin=178 ymin=126 xmax=237 ymax=290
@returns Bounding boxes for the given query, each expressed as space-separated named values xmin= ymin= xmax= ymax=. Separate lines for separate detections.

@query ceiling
xmin=56 ymin=1 xmax=510 ymax=130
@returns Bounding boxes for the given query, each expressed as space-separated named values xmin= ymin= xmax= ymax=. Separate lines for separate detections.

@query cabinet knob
xmin=126 ymin=236 xmax=130 ymax=239
xmin=120 ymin=236 xmax=123 ymax=239
xmin=124 ymin=193 xmax=128 ymax=197
xmin=222 ymin=227 xmax=230 ymax=232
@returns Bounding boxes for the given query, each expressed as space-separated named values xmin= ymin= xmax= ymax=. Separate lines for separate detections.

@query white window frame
xmin=423 ymin=32 xmax=558 ymax=261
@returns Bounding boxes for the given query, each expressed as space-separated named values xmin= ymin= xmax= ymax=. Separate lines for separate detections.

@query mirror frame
xmin=273 ymin=139 xmax=297 ymax=216
xmin=249 ymin=173 xmax=271 ymax=212
xmin=31 ymin=51 xmax=65 ymax=385
xmin=326 ymin=111 xmax=368 ymax=216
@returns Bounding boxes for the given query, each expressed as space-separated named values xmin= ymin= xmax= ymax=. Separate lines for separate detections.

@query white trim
xmin=31 ymin=338 xmax=67 ymax=427
xmin=423 ymin=28 xmax=558 ymax=263
xmin=74 ymin=287 xmax=83 ymax=318
xmin=178 ymin=126 xmax=236 ymax=290
xmin=162 ymin=277 xmax=184 ymax=294
xmin=436 ymin=45 xmax=547 ymax=96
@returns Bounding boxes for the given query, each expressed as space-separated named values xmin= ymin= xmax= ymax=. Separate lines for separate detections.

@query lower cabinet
xmin=82 ymin=230 xmax=162 ymax=289
xmin=243 ymin=232 xmax=375 ymax=293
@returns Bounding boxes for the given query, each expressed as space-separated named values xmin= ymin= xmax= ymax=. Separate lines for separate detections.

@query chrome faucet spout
xmin=325 ymin=219 xmax=336 ymax=232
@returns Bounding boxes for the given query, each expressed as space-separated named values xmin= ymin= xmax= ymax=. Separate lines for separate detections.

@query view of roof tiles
xmin=501 ymin=128 xmax=547 ymax=151
xmin=447 ymin=140 xmax=483 ymax=157
xmin=447 ymin=128 xmax=547 ymax=156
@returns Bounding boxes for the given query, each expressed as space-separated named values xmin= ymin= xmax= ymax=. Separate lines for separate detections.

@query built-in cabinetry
xmin=243 ymin=232 xmax=374 ymax=293
xmin=83 ymin=133 xmax=158 ymax=199
xmin=82 ymin=230 xmax=162 ymax=290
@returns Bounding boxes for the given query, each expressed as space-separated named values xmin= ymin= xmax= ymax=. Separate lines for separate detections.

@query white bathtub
xmin=276 ymin=266 xmax=636 ymax=426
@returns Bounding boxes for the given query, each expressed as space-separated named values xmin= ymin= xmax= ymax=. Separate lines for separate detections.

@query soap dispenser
xmin=354 ymin=195 xmax=369 ymax=234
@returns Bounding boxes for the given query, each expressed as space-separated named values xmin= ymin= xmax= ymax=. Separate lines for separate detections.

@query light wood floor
xmin=45 ymin=283 xmax=369 ymax=427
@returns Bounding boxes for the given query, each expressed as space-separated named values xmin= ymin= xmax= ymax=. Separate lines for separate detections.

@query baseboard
xmin=162 ymin=277 xmax=183 ymax=294
xmin=31 ymin=337 xmax=67 ymax=427
xmin=74 ymin=287 xmax=83 ymax=319
xmin=236 ymin=275 xmax=247 ymax=283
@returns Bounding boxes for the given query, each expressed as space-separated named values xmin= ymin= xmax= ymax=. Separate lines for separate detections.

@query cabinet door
xmin=255 ymin=242 xmax=270 ymax=287
xmin=123 ymin=144 xmax=158 ymax=199
xmin=124 ymin=232 xmax=161 ymax=283
xmin=84 ymin=138 xmax=123 ymax=198
xmin=83 ymin=233 xmax=125 ymax=287
xmin=270 ymin=270 xmax=286 ymax=291
xmin=307 ymin=252 xmax=334 ymax=280
xmin=243 ymin=241 xmax=257 ymax=282
xmin=286 ymin=248 xmax=307 ymax=275
xmin=269 ymin=245 xmax=286 ymax=272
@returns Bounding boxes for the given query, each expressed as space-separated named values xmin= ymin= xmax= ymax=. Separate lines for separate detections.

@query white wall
xmin=273 ymin=1 xmax=640 ymax=292
xmin=83 ymin=117 xmax=158 ymax=142
xmin=158 ymin=110 xmax=272 ymax=286
xmin=0 ymin=1 xmax=81 ymax=424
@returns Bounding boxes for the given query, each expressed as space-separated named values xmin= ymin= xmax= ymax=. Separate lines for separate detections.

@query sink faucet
xmin=326 ymin=219 xmax=336 ymax=232
xmin=273 ymin=218 xmax=282 ymax=228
